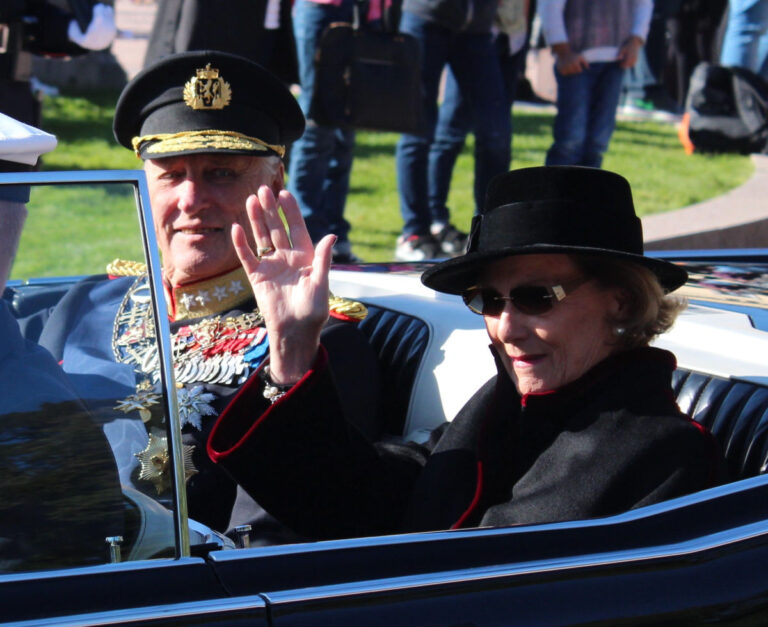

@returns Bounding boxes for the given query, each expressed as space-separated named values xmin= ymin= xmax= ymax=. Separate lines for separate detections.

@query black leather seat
xmin=358 ymin=304 xmax=429 ymax=436
xmin=673 ymin=369 xmax=768 ymax=481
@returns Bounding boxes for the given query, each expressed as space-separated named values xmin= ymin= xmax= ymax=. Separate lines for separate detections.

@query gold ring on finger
xmin=257 ymin=245 xmax=275 ymax=257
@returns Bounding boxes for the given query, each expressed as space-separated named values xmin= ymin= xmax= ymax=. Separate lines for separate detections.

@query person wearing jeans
xmin=540 ymin=0 xmax=652 ymax=168
xmin=428 ymin=26 xmax=528 ymax=232
xmin=721 ymin=0 xmax=768 ymax=78
xmin=288 ymin=0 xmax=358 ymax=263
xmin=394 ymin=7 xmax=510 ymax=261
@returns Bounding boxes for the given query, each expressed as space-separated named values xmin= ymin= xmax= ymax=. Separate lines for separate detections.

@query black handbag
xmin=308 ymin=6 xmax=422 ymax=134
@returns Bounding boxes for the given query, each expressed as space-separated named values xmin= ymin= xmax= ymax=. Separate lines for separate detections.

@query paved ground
xmin=110 ymin=0 xmax=768 ymax=250
xmin=113 ymin=0 xmax=156 ymax=79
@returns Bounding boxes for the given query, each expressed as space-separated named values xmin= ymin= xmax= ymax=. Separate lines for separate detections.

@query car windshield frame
xmin=0 ymin=169 xmax=190 ymax=559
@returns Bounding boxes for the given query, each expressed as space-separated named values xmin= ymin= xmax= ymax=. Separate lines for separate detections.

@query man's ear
xmin=271 ymin=159 xmax=285 ymax=196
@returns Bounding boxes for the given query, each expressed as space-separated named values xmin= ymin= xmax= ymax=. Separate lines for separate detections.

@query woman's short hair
xmin=572 ymin=255 xmax=687 ymax=349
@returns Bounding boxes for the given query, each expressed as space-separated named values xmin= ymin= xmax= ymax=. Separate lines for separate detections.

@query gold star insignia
xmin=135 ymin=433 xmax=197 ymax=495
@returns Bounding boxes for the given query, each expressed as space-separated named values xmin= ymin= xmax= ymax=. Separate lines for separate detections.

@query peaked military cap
xmin=421 ymin=166 xmax=688 ymax=295
xmin=113 ymin=50 xmax=304 ymax=160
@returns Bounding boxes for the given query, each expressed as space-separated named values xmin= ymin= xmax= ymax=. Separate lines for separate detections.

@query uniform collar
xmin=164 ymin=266 xmax=253 ymax=321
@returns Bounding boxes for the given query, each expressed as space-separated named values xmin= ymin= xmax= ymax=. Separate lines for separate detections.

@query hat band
xmin=471 ymin=200 xmax=643 ymax=255
xmin=132 ymin=130 xmax=286 ymax=158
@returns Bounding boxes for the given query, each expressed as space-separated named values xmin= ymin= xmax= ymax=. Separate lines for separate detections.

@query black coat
xmin=209 ymin=346 xmax=724 ymax=539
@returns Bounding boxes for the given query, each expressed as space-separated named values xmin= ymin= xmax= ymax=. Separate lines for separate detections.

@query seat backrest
xmin=673 ymin=368 xmax=768 ymax=481
xmin=357 ymin=304 xmax=429 ymax=436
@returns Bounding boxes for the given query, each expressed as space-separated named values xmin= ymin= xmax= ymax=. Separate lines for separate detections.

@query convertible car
xmin=1 ymin=170 xmax=768 ymax=625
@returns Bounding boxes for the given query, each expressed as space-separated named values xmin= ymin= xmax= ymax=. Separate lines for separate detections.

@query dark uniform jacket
xmin=37 ymin=268 xmax=377 ymax=544
xmin=209 ymin=345 xmax=724 ymax=539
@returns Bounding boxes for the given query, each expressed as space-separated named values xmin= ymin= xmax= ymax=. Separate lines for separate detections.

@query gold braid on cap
xmin=132 ymin=130 xmax=286 ymax=159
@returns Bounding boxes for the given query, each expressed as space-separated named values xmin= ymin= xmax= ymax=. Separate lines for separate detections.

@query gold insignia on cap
xmin=183 ymin=64 xmax=232 ymax=110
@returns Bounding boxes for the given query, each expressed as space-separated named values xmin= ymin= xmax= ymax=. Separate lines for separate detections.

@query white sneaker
xmin=394 ymin=234 xmax=442 ymax=261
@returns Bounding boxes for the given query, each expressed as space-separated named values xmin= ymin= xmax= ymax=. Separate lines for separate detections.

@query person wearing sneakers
xmin=393 ymin=0 xmax=512 ymax=261
xmin=209 ymin=166 xmax=723 ymax=539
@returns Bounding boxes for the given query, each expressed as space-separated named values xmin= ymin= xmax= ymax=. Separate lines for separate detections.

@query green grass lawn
xmin=30 ymin=88 xmax=753 ymax=267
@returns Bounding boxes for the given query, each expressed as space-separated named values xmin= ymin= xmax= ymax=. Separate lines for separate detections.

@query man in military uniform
xmin=37 ymin=51 xmax=378 ymax=545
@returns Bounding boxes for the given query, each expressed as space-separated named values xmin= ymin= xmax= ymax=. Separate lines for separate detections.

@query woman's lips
xmin=511 ymin=354 xmax=544 ymax=367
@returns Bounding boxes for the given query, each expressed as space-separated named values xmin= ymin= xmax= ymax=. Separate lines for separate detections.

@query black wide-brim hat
xmin=114 ymin=50 xmax=305 ymax=160
xmin=421 ymin=166 xmax=688 ymax=295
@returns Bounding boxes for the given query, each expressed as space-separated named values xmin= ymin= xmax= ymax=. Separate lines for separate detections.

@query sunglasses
xmin=462 ymin=278 xmax=590 ymax=317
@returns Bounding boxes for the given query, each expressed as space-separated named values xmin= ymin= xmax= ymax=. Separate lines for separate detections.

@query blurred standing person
xmin=393 ymin=0 xmax=511 ymax=261
xmin=541 ymin=0 xmax=652 ymax=167
xmin=427 ymin=0 xmax=531 ymax=254
xmin=144 ymin=0 xmax=298 ymax=85
xmin=0 ymin=1 xmax=115 ymax=171
xmin=720 ymin=0 xmax=768 ymax=77
xmin=287 ymin=0 xmax=362 ymax=264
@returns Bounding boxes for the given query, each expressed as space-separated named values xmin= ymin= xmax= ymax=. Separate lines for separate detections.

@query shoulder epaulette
xmin=328 ymin=294 xmax=368 ymax=321
xmin=107 ymin=258 xmax=147 ymax=277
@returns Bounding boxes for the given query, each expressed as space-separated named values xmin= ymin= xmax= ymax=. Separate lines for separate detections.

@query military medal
xmin=135 ymin=433 xmax=197 ymax=495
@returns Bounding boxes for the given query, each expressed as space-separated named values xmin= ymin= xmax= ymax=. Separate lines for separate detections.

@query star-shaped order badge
xmin=177 ymin=385 xmax=217 ymax=430
xmin=115 ymin=380 xmax=161 ymax=423
xmin=135 ymin=433 xmax=197 ymax=495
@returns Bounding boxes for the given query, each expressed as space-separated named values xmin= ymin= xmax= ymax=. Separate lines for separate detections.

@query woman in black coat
xmin=208 ymin=166 xmax=724 ymax=540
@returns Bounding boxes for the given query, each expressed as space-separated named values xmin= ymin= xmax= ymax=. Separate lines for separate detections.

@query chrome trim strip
xmin=2 ymin=595 xmax=267 ymax=627
xmin=264 ymin=519 xmax=768 ymax=605
xmin=134 ymin=171 xmax=190 ymax=558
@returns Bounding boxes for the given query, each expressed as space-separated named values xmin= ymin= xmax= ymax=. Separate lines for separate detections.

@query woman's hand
xmin=231 ymin=186 xmax=335 ymax=385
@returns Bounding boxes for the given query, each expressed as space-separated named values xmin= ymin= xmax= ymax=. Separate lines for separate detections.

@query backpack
xmin=685 ymin=62 xmax=768 ymax=154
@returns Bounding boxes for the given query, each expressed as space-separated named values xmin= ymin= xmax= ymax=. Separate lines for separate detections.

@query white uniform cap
xmin=0 ymin=113 xmax=58 ymax=166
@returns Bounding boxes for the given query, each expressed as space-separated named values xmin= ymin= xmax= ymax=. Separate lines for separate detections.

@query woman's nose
xmin=494 ymin=301 xmax=528 ymax=341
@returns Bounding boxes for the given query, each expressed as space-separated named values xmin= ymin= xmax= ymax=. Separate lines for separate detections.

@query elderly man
xmin=37 ymin=51 xmax=377 ymax=544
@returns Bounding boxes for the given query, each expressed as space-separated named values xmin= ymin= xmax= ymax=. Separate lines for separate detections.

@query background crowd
xmin=2 ymin=0 xmax=765 ymax=261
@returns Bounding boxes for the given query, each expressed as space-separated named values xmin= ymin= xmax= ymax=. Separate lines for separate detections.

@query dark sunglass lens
xmin=463 ymin=289 xmax=503 ymax=315
xmin=462 ymin=290 xmax=485 ymax=315
xmin=480 ymin=290 xmax=506 ymax=316
xmin=510 ymin=286 xmax=553 ymax=315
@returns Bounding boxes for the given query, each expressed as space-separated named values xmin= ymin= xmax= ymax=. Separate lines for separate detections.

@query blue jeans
xmin=429 ymin=36 xmax=524 ymax=219
xmin=721 ymin=0 xmax=768 ymax=78
xmin=546 ymin=62 xmax=625 ymax=168
xmin=396 ymin=11 xmax=511 ymax=237
xmin=288 ymin=0 xmax=355 ymax=245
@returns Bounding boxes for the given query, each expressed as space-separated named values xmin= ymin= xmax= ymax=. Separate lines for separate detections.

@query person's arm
xmin=617 ymin=0 xmax=652 ymax=69
xmin=538 ymin=0 xmax=588 ymax=75
xmin=20 ymin=1 xmax=115 ymax=56
xmin=0 ymin=200 xmax=27 ymax=295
